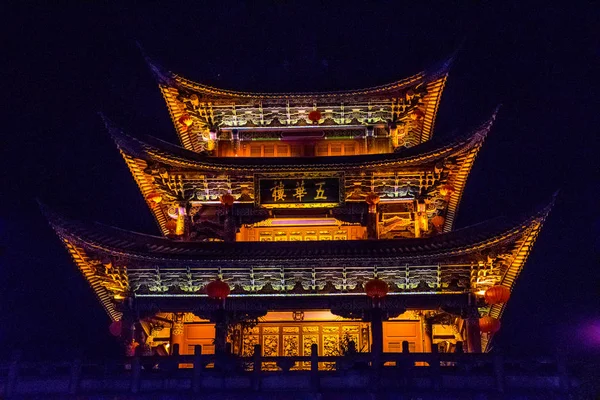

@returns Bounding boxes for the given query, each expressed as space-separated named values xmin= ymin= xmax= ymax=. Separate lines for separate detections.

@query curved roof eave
xmin=108 ymin=109 xmax=497 ymax=173
xmin=41 ymin=196 xmax=552 ymax=265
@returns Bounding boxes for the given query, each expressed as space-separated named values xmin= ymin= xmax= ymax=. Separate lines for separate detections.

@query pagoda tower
xmin=44 ymin=55 xmax=551 ymax=360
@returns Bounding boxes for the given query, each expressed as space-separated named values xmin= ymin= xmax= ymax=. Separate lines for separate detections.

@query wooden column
xmin=213 ymin=308 xmax=228 ymax=354
xmin=231 ymin=129 xmax=240 ymax=156
xmin=422 ymin=315 xmax=433 ymax=353
xmin=175 ymin=203 xmax=189 ymax=238
xmin=365 ymin=193 xmax=380 ymax=240
xmin=366 ymin=125 xmax=375 ymax=154
xmin=170 ymin=313 xmax=185 ymax=355
xmin=370 ymin=307 xmax=383 ymax=359
xmin=465 ymin=295 xmax=482 ymax=353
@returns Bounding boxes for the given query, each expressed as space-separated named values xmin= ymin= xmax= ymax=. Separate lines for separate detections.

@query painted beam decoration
xmin=256 ymin=175 xmax=342 ymax=208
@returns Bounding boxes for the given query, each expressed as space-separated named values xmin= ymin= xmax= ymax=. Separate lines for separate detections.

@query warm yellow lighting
xmin=165 ymin=343 xmax=170 ymax=349
xmin=113 ymin=294 xmax=125 ymax=300
xmin=476 ymin=290 xmax=486 ymax=296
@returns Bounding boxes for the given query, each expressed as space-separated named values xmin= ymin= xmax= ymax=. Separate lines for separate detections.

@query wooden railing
xmin=0 ymin=346 xmax=572 ymax=398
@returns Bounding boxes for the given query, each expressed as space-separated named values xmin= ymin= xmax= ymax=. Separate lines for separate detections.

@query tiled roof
xmin=42 ymin=197 xmax=551 ymax=265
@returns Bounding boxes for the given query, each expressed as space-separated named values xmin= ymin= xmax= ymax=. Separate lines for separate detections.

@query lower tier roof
xmin=42 ymin=199 xmax=553 ymax=324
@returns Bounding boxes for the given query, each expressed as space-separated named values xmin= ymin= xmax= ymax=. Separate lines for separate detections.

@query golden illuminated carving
xmin=270 ymin=181 xmax=286 ymax=202
xmin=263 ymin=335 xmax=279 ymax=356
xmin=293 ymin=180 xmax=308 ymax=201
xmin=314 ymin=182 xmax=327 ymax=200
xmin=283 ymin=335 xmax=299 ymax=356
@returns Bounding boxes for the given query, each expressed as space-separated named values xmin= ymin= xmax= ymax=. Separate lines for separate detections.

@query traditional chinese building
xmin=44 ymin=55 xmax=552 ymax=363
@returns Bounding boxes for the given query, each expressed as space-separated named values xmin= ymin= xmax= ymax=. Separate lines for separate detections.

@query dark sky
xmin=2 ymin=3 xmax=598 ymax=360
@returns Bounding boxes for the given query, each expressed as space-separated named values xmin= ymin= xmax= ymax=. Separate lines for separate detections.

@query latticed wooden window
xmin=316 ymin=144 xmax=328 ymax=156
xmin=290 ymin=145 xmax=302 ymax=156
xmin=250 ymin=145 xmax=262 ymax=157
xmin=276 ymin=145 xmax=289 ymax=156
xmin=263 ymin=145 xmax=275 ymax=157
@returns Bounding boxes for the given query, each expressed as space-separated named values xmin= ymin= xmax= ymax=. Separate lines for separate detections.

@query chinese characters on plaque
xmin=258 ymin=178 xmax=340 ymax=206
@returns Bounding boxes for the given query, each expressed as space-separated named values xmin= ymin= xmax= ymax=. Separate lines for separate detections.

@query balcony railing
xmin=0 ymin=345 xmax=572 ymax=398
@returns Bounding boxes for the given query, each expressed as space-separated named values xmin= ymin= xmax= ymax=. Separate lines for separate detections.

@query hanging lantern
xmin=431 ymin=215 xmax=445 ymax=231
xmin=178 ymin=113 xmax=193 ymax=127
xmin=189 ymin=94 xmax=200 ymax=107
xmin=206 ymin=279 xmax=231 ymax=300
xmin=165 ymin=219 xmax=177 ymax=232
xmin=484 ymin=285 xmax=511 ymax=305
xmin=479 ymin=316 xmax=501 ymax=334
xmin=146 ymin=192 xmax=162 ymax=205
xmin=410 ymin=109 xmax=425 ymax=121
xmin=109 ymin=320 xmax=122 ymax=337
xmin=220 ymin=193 xmax=235 ymax=207
xmin=439 ymin=184 xmax=455 ymax=198
xmin=308 ymin=110 xmax=322 ymax=123
xmin=365 ymin=278 xmax=389 ymax=299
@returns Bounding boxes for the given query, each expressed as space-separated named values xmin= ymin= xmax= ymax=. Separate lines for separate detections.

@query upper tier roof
xmin=148 ymin=55 xmax=452 ymax=151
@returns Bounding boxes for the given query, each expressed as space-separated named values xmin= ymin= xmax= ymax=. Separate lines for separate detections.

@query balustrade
xmin=0 ymin=346 xmax=572 ymax=398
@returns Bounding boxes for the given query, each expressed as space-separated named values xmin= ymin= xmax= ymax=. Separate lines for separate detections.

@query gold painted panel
xmin=283 ymin=335 xmax=299 ymax=356
xmin=263 ymin=326 xmax=280 ymax=335
xmin=283 ymin=327 xmax=299 ymax=334
xmin=303 ymin=335 xmax=319 ymax=355
xmin=323 ymin=326 xmax=340 ymax=334
xmin=242 ymin=335 xmax=259 ymax=356
xmin=323 ymin=334 xmax=340 ymax=356
xmin=263 ymin=335 xmax=279 ymax=356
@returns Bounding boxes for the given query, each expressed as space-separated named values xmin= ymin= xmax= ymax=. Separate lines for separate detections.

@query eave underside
xmin=158 ymin=61 xmax=450 ymax=152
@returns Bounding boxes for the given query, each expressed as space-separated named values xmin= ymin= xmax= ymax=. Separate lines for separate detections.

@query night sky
xmin=2 ymin=3 xmax=598 ymax=360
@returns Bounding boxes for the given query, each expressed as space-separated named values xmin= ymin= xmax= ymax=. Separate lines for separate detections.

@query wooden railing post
xmin=493 ymin=354 xmax=505 ymax=393
xmin=430 ymin=346 xmax=441 ymax=391
xmin=68 ymin=357 xmax=82 ymax=394
xmin=131 ymin=356 xmax=141 ymax=394
xmin=5 ymin=350 xmax=21 ymax=398
xmin=310 ymin=343 xmax=319 ymax=391
xmin=252 ymin=344 xmax=262 ymax=391
xmin=192 ymin=345 xmax=203 ymax=393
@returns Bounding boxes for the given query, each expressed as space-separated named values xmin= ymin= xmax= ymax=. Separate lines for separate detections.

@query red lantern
xmin=479 ymin=316 xmax=501 ymax=334
xmin=439 ymin=184 xmax=454 ymax=198
xmin=308 ymin=110 xmax=322 ymax=123
xmin=484 ymin=285 xmax=511 ymax=305
xmin=410 ymin=109 xmax=425 ymax=121
xmin=165 ymin=219 xmax=177 ymax=232
xmin=220 ymin=193 xmax=235 ymax=207
xmin=146 ymin=192 xmax=162 ymax=205
xmin=206 ymin=279 xmax=231 ymax=300
xmin=178 ymin=113 xmax=193 ymax=127
xmin=431 ymin=215 xmax=445 ymax=231
xmin=365 ymin=278 xmax=389 ymax=299
xmin=109 ymin=320 xmax=122 ymax=337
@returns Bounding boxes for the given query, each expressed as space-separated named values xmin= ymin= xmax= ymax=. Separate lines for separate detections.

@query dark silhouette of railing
xmin=0 ymin=344 xmax=572 ymax=398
